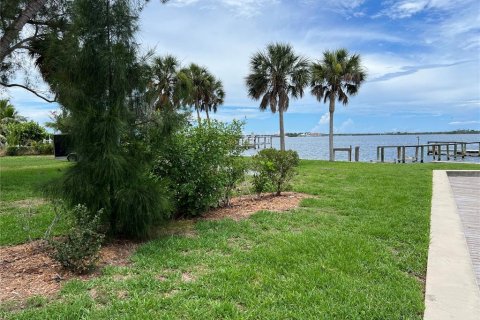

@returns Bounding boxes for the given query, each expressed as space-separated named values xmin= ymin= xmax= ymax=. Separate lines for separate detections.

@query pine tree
xmin=36 ymin=0 xmax=171 ymax=238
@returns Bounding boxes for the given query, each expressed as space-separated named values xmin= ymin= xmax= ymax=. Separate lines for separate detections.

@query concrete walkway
xmin=424 ymin=170 xmax=480 ymax=320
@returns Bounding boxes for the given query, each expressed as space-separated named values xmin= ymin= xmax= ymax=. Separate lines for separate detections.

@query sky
xmin=2 ymin=0 xmax=480 ymax=134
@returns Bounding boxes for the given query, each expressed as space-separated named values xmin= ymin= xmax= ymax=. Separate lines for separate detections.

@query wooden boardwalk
xmin=448 ymin=173 xmax=480 ymax=288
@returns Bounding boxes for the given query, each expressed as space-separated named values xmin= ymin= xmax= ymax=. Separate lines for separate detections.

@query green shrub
xmin=5 ymin=145 xmax=36 ymax=156
xmin=153 ymin=120 xmax=245 ymax=217
xmin=221 ymin=157 xmax=247 ymax=206
xmin=34 ymin=142 xmax=54 ymax=155
xmin=6 ymin=121 xmax=47 ymax=146
xmin=48 ymin=205 xmax=105 ymax=274
xmin=252 ymin=172 xmax=270 ymax=196
xmin=252 ymin=148 xmax=300 ymax=196
xmin=5 ymin=143 xmax=53 ymax=156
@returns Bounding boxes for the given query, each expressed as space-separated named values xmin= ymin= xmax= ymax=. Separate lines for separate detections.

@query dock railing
xmin=240 ymin=135 xmax=274 ymax=150
xmin=333 ymin=146 xmax=360 ymax=162
xmin=376 ymin=141 xmax=480 ymax=163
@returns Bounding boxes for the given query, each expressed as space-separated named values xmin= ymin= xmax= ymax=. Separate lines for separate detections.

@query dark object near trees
xmin=53 ymin=134 xmax=74 ymax=158
xmin=252 ymin=148 xmax=300 ymax=196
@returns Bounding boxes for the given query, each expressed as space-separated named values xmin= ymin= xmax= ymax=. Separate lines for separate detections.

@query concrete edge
xmin=424 ymin=170 xmax=480 ymax=320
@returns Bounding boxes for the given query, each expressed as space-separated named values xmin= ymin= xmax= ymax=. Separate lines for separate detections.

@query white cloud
xmin=449 ymin=121 xmax=480 ymax=125
xmin=381 ymin=0 xmax=428 ymax=19
xmin=319 ymin=112 xmax=330 ymax=124
xmin=338 ymin=118 xmax=354 ymax=132
xmin=168 ymin=0 xmax=278 ymax=16
xmin=302 ymin=0 xmax=365 ymax=16
xmin=377 ymin=0 xmax=474 ymax=19
xmin=310 ymin=112 xmax=330 ymax=132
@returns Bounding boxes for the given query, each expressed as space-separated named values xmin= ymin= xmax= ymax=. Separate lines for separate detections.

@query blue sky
xmin=2 ymin=0 xmax=480 ymax=133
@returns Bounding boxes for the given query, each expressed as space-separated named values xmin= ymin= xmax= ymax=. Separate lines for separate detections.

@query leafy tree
xmin=246 ymin=43 xmax=309 ymax=151
xmin=0 ymin=0 xmax=69 ymax=102
xmin=310 ymin=49 xmax=366 ymax=161
xmin=45 ymin=107 xmax=72 ymax=133
xmin=6 ymin=120 xmax=46 ymax=145
xmin=36 ymin=0 xmax=172 ymax=239
xmin=0 ymin=1 xmax=168 ymax=102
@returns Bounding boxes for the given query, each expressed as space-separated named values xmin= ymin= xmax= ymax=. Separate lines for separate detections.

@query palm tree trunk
xmin=279 ymin=108 xmax=285 ymax=151
xmin=195 ymin=101 xmax=201 ymax=125
xmin=205 ymin=107 xmax=210 ymax=124
xmin=329 ymin=96 xmax=335 ymax=162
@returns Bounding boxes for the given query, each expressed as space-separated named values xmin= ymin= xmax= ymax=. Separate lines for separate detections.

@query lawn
xmin=0 ymin=156 xmax=70 ymax=245
xmin=0 ymin=156 xmax=478 ymax=319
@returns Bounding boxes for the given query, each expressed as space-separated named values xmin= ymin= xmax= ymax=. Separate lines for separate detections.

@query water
xmin=243 ymin=133 xmax=480 ymax=163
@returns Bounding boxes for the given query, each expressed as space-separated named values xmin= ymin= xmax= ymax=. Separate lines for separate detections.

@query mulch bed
xmin=205 ymin=192 xmax=309 ymax=221
xmin=0 ymin=192 xmax=308 ymax=305
xmin=0 ymin=240 xmax=137 ymax=304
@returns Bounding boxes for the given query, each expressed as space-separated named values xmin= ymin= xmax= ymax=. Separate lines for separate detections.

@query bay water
xmin=243 ymin=133 xmax=480 ymax=163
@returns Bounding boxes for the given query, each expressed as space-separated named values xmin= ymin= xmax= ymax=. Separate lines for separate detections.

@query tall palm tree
xmin=202 ymin=75 xmax=225 ymax=123
xmin=246 ymin=43 xmax=309 ymax=151
xmin=148 ymin=55 xmax=182 ymax=111
xmin=310 ymin=49 xmax=366 ymax=161
xmin=180 ymin=63 xmax=211 ymax=124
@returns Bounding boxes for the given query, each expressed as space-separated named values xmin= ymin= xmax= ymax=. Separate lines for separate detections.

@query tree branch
xmin=3 ymin=34 xmax=44 ymax=56
xmin=0 ymin=82 xmax=56 ymax=103
xmin=0 ymin=0 xmax=48 ymax=63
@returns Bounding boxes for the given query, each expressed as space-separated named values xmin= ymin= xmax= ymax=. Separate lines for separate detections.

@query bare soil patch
xmin=0 ymin=240 xmax=137 ymax=304
xmin=11 ymin=198 xmax=47 ymax=209
xmin=205 ymin=192 xmax=309 ymax=221
xmin=0 ymin=192 xmax=308 ymax=306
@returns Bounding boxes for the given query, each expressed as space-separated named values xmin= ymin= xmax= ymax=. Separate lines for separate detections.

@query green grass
xmin=0 ymin=156 xmax=70 ymax=245
xmin=1 ymin=156 xmax=478 ymax=319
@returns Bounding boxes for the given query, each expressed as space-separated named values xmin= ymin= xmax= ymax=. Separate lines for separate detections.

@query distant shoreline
xmin=282 ymin=130 xmax=480 ymax=137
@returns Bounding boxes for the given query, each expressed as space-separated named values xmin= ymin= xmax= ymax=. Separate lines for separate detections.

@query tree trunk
xmin=329 ymin=96 xmax=335 ymax=162
xmin=195 ymin=101 xmax=201 ymax=125
xmin=0 ymin=0 xmax=47 ymax=63
xmin=205 ymin=107 xmax=210 ymax=124
xmin=279 ymin=108 xmax=285 ymax=151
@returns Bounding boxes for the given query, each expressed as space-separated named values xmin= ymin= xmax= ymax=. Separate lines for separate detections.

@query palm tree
xmin=0 ymin=99 xmax=26 ymax=123
xmin=202 ymin=75 xmax=225 ymax=123
xmin=180 ymin=63 xmax=211 ymax=124
xmin=0 ymin=99 xmax=26 ymax=143
xmin=246 ymin=43 xmax=309 ymax=151
xmin=310 ymin=49 xmax=366 ymax=161
xmin=148 ymin=55 xmax=184 ymax=111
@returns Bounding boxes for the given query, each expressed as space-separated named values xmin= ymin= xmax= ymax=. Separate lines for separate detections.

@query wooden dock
xmin=448 ymin=172 xmax=480 ymax=287
xmin=376 ymin=141 xmax=480 ymax=163
xmin=333 ymin=146 xmax=360 ymax=162
xmin=240 ymin=135 xmax=274 ymax=149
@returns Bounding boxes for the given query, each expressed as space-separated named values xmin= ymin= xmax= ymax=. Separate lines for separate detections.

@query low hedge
xmin=4 ymin=143 xmax=54 ymax=156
